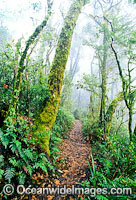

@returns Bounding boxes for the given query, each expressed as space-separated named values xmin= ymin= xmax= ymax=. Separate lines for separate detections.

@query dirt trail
xmin=31 ymin=120 xmax=92 ymax=199
xmin=58 ymin=120 xmax=91 ymax=187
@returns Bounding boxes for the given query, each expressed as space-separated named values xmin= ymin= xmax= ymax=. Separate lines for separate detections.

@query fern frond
xmin=18 ymin=171 xmax=26 ymax=185
xmin=0 ymin=169 xmax=4 ymax=179
xmin=96 ymin=195 xmax=109 ymax=200
xmin=4 ymin=168 xmax=15 ymax=183
xmin=24 ymin=149 xmax=33 ymax=160
xmin=9 ymin=157 xmax=18 ymax=167
xmin=1 ymin=135 xmax=10 ymax=148
xmin=0 ymin=155 xmax=4 ymax=167
xmin=34 ymin=162 xmax=48 ymax=173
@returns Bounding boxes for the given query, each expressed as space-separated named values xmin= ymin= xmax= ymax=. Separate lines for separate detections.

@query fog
xmin=1 ymin=0 xmax=136 ymax=114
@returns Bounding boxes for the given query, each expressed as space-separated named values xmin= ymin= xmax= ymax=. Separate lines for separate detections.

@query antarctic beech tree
xmin=7 ymin=0 xmax=53 ymax=118
xmin=99 ymin=22 xmax=108 ymax=128
xmin=111 ymin=41 xmax=136 ymax=141
xmin=91 ymin=0 xmax=122 ymax=129
xmin=105 ymin=92 xmax=123 ymax=136
xmin=34 ymin=0 xmax=89 ymax=154
xmin=104 ymin=15 xmax=136 ymax=141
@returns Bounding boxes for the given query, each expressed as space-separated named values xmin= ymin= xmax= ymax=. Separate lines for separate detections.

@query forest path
xmin=57 ymin=120 xmax=92 ymax=187
xmin=32 ymin=120 xmax=93 ymax=199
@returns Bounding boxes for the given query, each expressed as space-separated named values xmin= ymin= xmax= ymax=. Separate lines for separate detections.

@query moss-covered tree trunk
xmin=34 ymin=0 xmax=88 ymax=155
xmin=99 ymin=23 xmax=108 ymax=129
xmin=110 ymin=39 xmax=135 ymax=141
xmin=105 ymin=92 xmax=123 ymax=136
xmin=6 ymin=1 xmax=53 ymax=118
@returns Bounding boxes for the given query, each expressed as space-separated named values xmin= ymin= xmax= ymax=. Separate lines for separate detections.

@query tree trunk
xmin=6 ymin=2 xmax=53 ymax=117
xmin=128 ymin=107 xmax=133 ymax=141
xmin=99 ymin=23 xmax=108 ymax=128
xmin=34 ymin=0 xmax=89 ymax=155
xmin=105 ymin=92 xmax=123 ymax=136
xmin=110 ymin=38 xmax=135 ymax=141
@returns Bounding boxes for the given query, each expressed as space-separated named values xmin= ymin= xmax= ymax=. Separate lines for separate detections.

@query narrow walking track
xmin=58 ymin=120 xmax=91 ymax=187
xmin=44 ymin=120 xmax=92 ymax=200
xmin=32 ymin=120 xmax=92 ymax=200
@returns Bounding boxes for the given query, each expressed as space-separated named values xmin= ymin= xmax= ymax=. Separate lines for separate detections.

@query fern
xmin=0 ymin=128 xmax=4 ymax=137
xmin=51 ymin=146 xmax=59 ymax=153
xmin=26 ymin=165 xmax=33 ymax=176
xmin=42 ymin=156 xmax=54 ymax=171
xmin=4 ymin=168 xmax=15 ymax=183
xmin=13 ymin=139 xmax=22 ymax=149
xmin=0 ymin=169 xmax=4 ymax=179
xmin=34 ymin=162 xmax=48 ymax=173
xmin=1 ymin=135 xmax=10 ymax=148
xmin=18 ymin=171 xmax=26 ymax=184
xmin=0 ymin=155 xmax=4 ymax=167
xmin=9 ymin=157 xmax=18 ymax=167
xmin=51 ymin=135 xmax=62 ymax=144
xmin=88 ymin=153 xmax=97 ymax=187
xmin=96 ymin=195 xmax=109 ymax=200
xmin=39 ymin=164 xmax=48 ymax=174
xmin=18 ymin=150 xmax=28 ymax=164
xmin=10 ymin=143 xmax=17 ymax=153
xmin=24 ymin=149 xmax=33 ymax=161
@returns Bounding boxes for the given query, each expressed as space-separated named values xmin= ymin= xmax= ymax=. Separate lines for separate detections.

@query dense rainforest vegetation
xmin=0 ymin=0 xmax=136 ymax=199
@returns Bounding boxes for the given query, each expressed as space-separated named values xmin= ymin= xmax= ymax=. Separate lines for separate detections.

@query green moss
xmin=34 ymin=0 xmax=88 ymax=155
xmin=105 ymin=92 xmax=123 ymax=136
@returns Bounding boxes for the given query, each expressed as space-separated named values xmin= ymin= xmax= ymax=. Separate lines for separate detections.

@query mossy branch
xmin=6 ymin=1 xmax=53 ymax=117
xmin=105 ymin=92 xmax=124 ymax=135
xmin=110 ymin=41 xmax=129 ymax=109
xmin=18 ymin=10 xmax=52 ymax=85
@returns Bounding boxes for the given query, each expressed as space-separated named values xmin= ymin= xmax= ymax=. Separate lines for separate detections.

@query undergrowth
xmin=0 ymin=107 xmax=74 ymax=199
xmin=80 ymin=116 xmax=136 ymax=200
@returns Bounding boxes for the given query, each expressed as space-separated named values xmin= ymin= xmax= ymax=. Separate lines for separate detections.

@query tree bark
xmin=7 ymin=1 xmax=53 ymax=117
xmin=110 ymin=40 xmax=135 ymax=141
xmin=105 ymin=92 xmax=123 ymax=136
xmin=34 ymin=0 xmax=89 ymax=155
xmin=99 ymin=22 xmax=108 ymax=128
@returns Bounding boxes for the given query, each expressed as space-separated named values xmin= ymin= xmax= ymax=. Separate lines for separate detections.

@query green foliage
xmin=55 ymin=107 xmax=74 ymax=137
xmin=76 ymin=73 xmax=100 ymax=93
xmin=0 ymin=105 xmax=75 ymax=198
xmin=61 ymin=71 xmax=73 ymax=111
xmin=81 ymin=117 xmax=136 ymax=200
xmin=76 ymin=73 xmax=101 ymax=117
xmin=0 ymin=115 xmax=55 ymax=190
xmin=4 ymin=168 xmax=15 ymax=183
xmin=50 ymin=107 xmax=74 ymax=162
xmin=0 ymin=43 xmax=15 ymax=119
xmin=73 ymin=108 xmax=85 ymax=120
xmin=82 ymin=115 xmax=103 ymax=142
xmin=19 ymin=83 xmax=50 ymax=116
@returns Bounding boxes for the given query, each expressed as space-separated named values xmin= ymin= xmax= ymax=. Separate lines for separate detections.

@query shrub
xmin=55 ymin=107 xmax=74 ymax=137
xmin=50 ymin=107 xmax=75 ymax=162
xmin=19 ymin=84 xmax=50 ymax=116
xmin=80 ymin=116 xmax=136 ymax=200
xmin=0 ymin=113 xmax=54 ymax=199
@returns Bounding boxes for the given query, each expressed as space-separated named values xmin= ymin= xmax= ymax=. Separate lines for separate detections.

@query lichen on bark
xmin=34 ymin=0 xmax=88 ymax=155
xmin=105 ymin=92 xmax=123 ymax=136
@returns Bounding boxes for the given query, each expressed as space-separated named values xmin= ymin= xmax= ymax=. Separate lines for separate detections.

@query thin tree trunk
xmin=111 ymin=39 xmax=134 ymax=141
xmin=100 ymin=23 xmax=108 ymax=128
xmin=128 ymin=107 xmax=133 ymax=141
xmin=7 ymin=1 xmax=53 ymax=117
